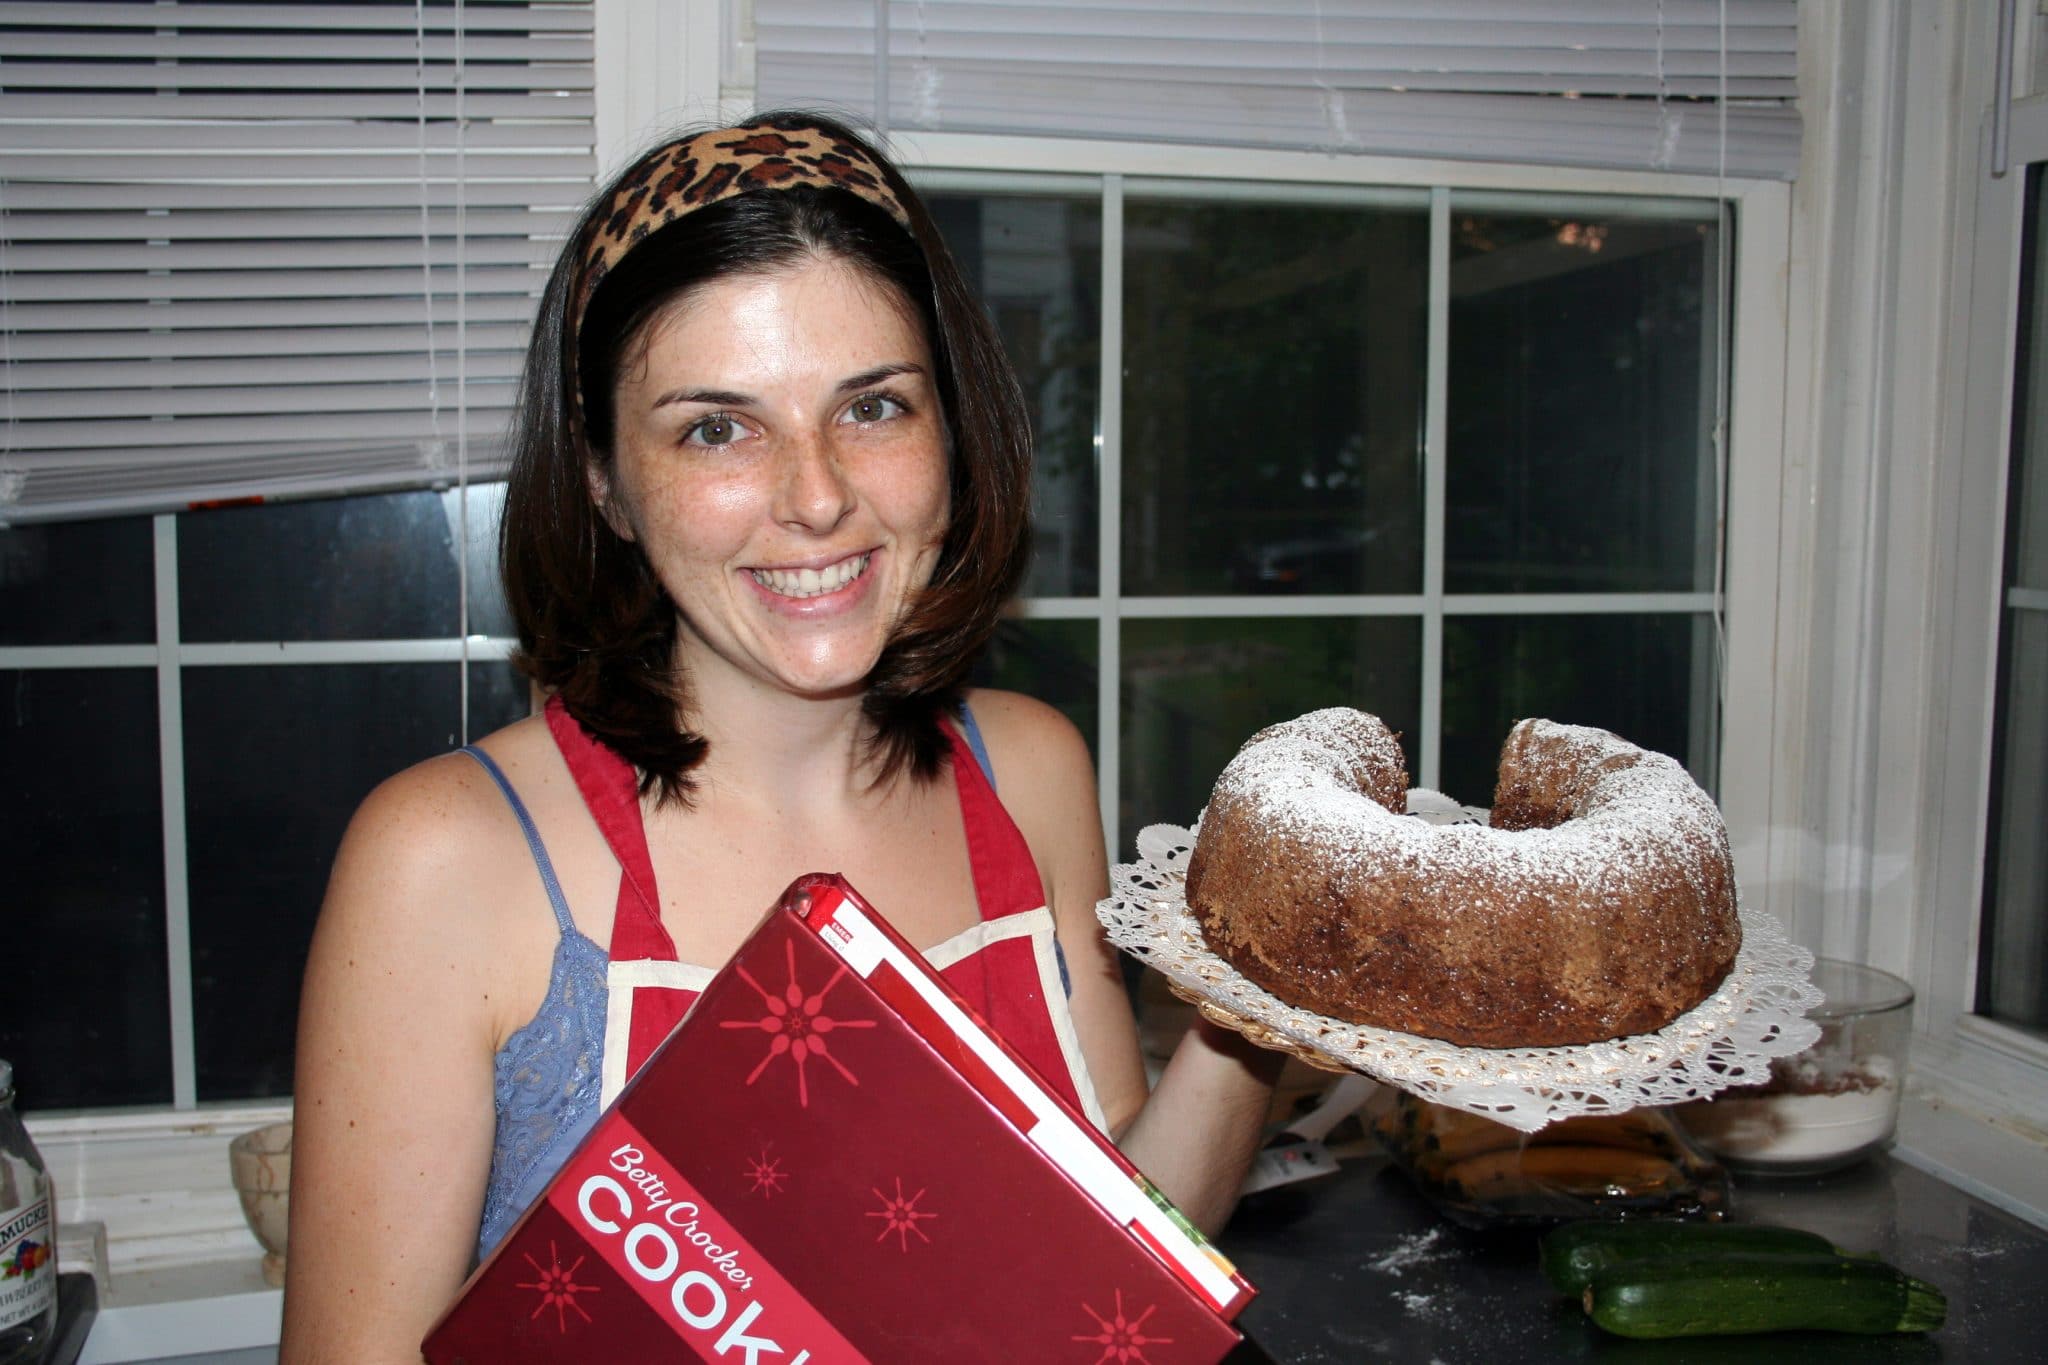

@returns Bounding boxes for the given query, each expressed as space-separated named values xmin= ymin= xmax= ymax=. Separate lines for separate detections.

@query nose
xmin=773 ymin=428 xmax=856 ymax=534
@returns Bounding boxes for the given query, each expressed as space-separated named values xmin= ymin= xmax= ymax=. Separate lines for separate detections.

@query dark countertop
xmin=1219 ymin=1151 xmax=2048 ymax=1363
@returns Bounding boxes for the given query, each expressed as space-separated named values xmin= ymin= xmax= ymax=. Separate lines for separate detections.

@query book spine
xmin=791 ymin=876 xmax=1251 ymax=1318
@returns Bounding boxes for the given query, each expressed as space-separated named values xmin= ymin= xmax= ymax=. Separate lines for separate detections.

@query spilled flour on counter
xmin=1366 ymin=1226 xmax=1450 ymax=1276
xmin=1392 ymin=1288 xmax=1452 ymax=1324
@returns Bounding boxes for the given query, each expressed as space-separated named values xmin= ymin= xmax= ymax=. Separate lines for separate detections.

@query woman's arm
xmin=969 ymin=691 xmax=1283 ymax=1235
xmin=280 ymin=759 xmax=506 ymax=1364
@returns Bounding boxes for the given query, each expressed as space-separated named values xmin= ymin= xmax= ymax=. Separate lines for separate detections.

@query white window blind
xmin=0 ymin=1 xmax=597 ymax=524
xmin=756 ymin=0 xmax=1799 ymax=180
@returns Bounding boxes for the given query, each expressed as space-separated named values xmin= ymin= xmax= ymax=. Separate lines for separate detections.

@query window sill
xmin=1893 ymin=1087 xmax=2048 ymax=1231
xmin=28 ymin=1102 xmax=291 ymax=1361
xmin=76 ymin=1261 xmax=281 ymax=1365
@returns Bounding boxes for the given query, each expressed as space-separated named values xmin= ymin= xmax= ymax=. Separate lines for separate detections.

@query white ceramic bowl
xmin=228 ymin=1120 xmax=292 ymax=1286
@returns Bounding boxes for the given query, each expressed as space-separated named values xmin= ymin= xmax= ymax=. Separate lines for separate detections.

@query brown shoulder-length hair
xmin=499 ymin=112 xmax=1032 ymax=803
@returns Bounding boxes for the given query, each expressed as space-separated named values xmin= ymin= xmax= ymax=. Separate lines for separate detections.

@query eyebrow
xmin=836 ymin=361 xmax=926 ymax=393
xmin=650 ymin=386 xmax=753 ymax=410
xmin=648 ymin=362 xmax=929 ymax=411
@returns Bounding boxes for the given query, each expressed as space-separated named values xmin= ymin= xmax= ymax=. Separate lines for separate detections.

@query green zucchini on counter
xmin=1540 ymin=1219 xmax=1841 ymax=1296
xmin=1583 ymin=1254 xmax=1947 ymax=1338
xmin=1540 ymin=1219 xmax=1947 ymax=1339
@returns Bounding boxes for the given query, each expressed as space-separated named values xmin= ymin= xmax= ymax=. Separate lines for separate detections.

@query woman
xmin=281 ymin=114 xmax=1282 ymax=1363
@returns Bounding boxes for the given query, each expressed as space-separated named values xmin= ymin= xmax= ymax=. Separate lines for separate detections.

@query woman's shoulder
xmin=325 ymin=713 xmax=556 ymax=933
xmin=960 ymin=688 xmax=1099 ymax=862
xmin=350 ymin=713 xmax=548 ymax=843
xmin=308 ymin=710 xmax=579 ymax=1059
xmin=961 ymin=688 xmax=1093 ymax=788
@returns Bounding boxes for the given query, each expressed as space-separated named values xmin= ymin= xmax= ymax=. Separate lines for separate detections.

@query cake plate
xmin=1096 ymin=798 xmax=1824 ymax=1133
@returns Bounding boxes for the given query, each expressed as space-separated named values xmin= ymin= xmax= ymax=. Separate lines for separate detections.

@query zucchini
xmin=1583 ymin=1253 xmax=1947 ymax=1338
xmin=1540 ymin=1219 xmax=1840 ymax=1296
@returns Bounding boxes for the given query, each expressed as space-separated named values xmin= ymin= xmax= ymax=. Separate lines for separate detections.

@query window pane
xmin=970 ymin=617 xmax=1098 ymax=755
xmin=1982 ymin=612 xmax=2048 ymax=1029
xmin=4 ymin=669 xmax=169 ymax=1109
xmin=928 ymin=193 xmax=1103 ymax=597
xmin=1123 ymin=196 xmax=1428 ymax=596
xmin=0 ymin=515 xmax=156 ymax=646
xmin=470 ymin=656 xmax=535 ymax=736
xmin=179 ymin=489 xmax=470 ymax=642
xmin=1980 ymin=162 xmax=2048 ymax=1033
xmin=183 ymin=663 xmax=475 ymax=1101
xmin=2014 ymin=171 xmax=2048 ymax=598
xmin=1119 ymin=617 xmax=1421 ymax=858
xmin=1441 ymin=613 xmax=1714 ymax=808
xmin=1447 ymin=203 xmax=1721 ymax=593
xmin=456 ymin=483 xmax=517 ymax=640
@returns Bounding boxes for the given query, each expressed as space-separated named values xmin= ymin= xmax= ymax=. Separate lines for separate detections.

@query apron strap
xmin=942 ymin=715 xmax=1048 ymax=923
xmin=545 ymin=697 xmax=693 ymax=1078
xmin=555 ymin=698 xmax=1057 ymax=1091
xmin=544 ymin=695 xmax=676 ymax=961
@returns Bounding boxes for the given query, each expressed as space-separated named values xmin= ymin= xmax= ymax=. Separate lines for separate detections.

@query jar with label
xmin=0 ymin=1060 xmax=56 ymax=1365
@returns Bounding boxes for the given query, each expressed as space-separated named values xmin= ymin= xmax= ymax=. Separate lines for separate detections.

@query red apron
xmin=543 ymin=696 xmax=1106 ymax=1130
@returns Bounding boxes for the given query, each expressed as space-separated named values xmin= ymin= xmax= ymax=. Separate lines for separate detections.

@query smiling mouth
xmin=749 ymin=553 xmax=871 ymax=599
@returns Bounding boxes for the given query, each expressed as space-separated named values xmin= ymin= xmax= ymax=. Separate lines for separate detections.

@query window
xmin=1980 ymin=162 xmax=2048 ymax=1035
xmin=7 ymin=163 xmax=1751 ymax=1118
xmin=0 ymin=0 xmax=591 ymax=1114
xmin=927 ymin=169 xmax=1730 ymax=860
xmin=4 ymin=493 xmax=527 ymax=1112
xmin=1918 ymin=84 xmax=2048 ymax=1138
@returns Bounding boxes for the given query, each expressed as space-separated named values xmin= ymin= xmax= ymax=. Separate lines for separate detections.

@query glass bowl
xmin=1676 ymin=957 xmax=1913 ymax=1177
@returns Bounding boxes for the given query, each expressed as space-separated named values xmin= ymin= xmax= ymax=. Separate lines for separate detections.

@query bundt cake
xmin=1183 ymin=709 xmax=1741 ymax=1048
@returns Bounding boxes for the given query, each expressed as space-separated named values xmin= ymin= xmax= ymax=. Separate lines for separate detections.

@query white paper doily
xmin=1098 ymin=804 xmax=1824 ymax=1133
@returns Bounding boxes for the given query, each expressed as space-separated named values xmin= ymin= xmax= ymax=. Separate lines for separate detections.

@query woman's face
xmin=594 ymin=255 xmax=951 ymax=704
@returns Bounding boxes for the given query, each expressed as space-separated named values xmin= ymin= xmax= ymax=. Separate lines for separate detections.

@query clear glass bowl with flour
xmin=1677 ymin=958 xmax=1912 ymax=1176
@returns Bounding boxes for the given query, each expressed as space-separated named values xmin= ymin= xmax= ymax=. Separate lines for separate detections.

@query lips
xmin=748 ymin=552 xmax=870 ymax=599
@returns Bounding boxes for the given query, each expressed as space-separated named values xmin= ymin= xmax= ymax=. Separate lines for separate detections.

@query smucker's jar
xmin=0 ymin=1060 xmax=56 ymax=1365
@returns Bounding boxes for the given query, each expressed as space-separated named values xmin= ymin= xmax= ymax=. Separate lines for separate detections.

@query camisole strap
xmin=955 ymin=701 xmax=997 ymax=790
xmin=459 ymin=745 xmax=577 ymax=938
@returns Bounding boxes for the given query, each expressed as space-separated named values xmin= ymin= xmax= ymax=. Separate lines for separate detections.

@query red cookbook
xmin=423 ymin=872 xmax=1253 ymax=1363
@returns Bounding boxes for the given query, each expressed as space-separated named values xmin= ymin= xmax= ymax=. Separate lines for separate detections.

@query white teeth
xmin=751 ymin=554 xmax=868 ymax=598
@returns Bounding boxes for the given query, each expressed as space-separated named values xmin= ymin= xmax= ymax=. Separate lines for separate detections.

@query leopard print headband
xmin=570 ymin=118 xmax=914 ymax=365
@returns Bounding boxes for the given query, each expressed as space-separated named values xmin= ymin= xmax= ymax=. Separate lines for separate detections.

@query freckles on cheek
xmin=636 ymin=467 xmax=755 ymax=530
xmin=702 ymin=481 xmax=757 ymax=516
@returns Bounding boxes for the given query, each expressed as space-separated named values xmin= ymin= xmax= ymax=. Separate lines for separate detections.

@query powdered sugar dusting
xmin=1101 ymin=824 xmax=1821 ymax=1129
xmin=1207 ymin=710 xmax=1730 ymax=907
xmin=1365 ymin=1226 xmax=1451 ymax=1276
xmin=1394 ymin=1289 xmax=1444 ymax=1320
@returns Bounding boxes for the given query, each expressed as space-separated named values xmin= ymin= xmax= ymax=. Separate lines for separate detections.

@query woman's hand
xmin=972 ymin=691 xmax=1282 ymax=1235
xmin=280 ymin=757 xmax=510 ymax=1364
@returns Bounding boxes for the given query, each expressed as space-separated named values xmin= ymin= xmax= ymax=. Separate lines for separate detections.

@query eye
xmin=842 ymin=393 xmax=906 ymax=425
xmin=684 ymin=412 xmax=748 ymax=448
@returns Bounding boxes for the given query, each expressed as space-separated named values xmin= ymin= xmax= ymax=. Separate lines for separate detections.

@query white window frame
xmin=1913 ymin=89 xmax=2048 ymax=1151
xmin=896 ymin=129 xmax=1792 ymax=879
